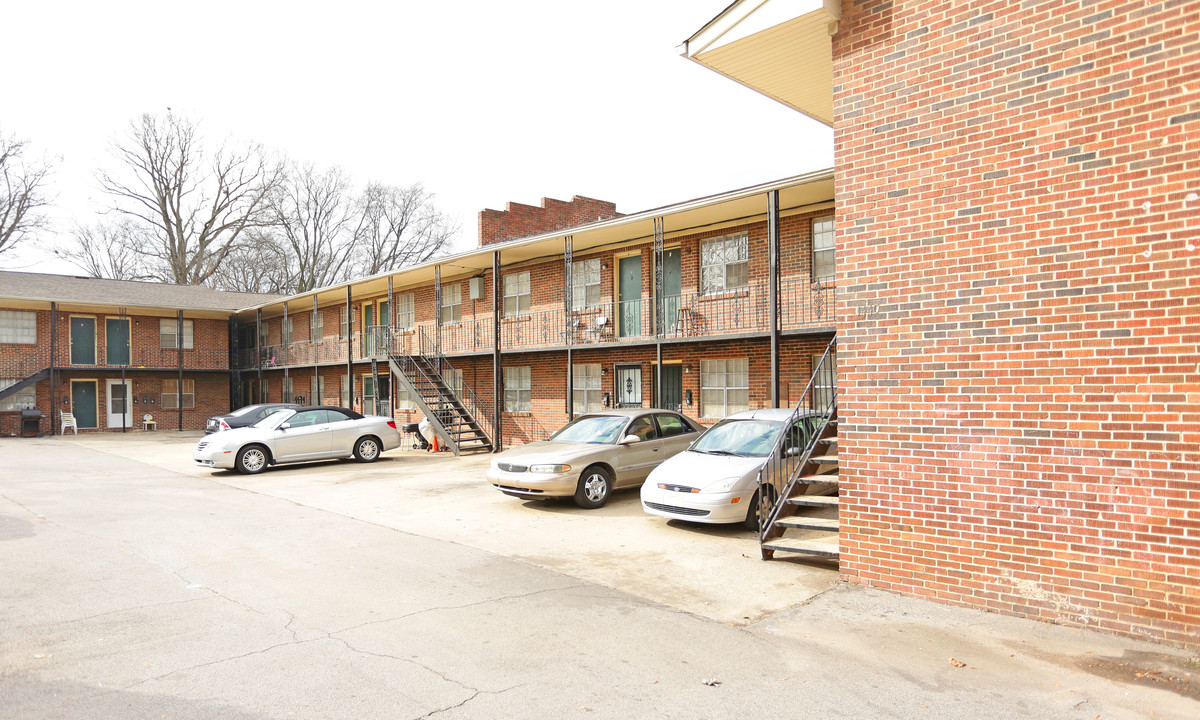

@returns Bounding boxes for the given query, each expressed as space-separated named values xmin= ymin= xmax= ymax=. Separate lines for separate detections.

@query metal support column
xmin=387 ymin=276 xmax=395 ymax=411
xmin=492 ymin=251 xmax=503 ymax=452
xmin=653 ymin=217 xmax=665 ymax=407
xmin=282 ymin=303 xmax=289 ymax=403
xmin=433 ymin=266 xmax=442 ymax=362
xmin=176 ymin=310 xmax=184 ymax=430
xmin=230 ymin=315 xmax=240 ymax=410
xmin=768 ymin=190 xmax=781 ymax=408
xmin=312 ymin=295 xmax=319 ymax=402
xmin=255 ymin=309 xmax=264 ymax=403
xmin=564 ymin=236 xmax=573 ymax=419
xmin=345 ymin=286 xmax=353 ymax=409
xmin=49 ymin=302 xmax=58 ymax=435
xmin=120 ymin=307 xmax=127 ymax=433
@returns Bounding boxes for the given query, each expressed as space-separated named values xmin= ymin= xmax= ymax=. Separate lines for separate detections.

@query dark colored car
xmin=205 ymin=403 xmax=300 ymax=434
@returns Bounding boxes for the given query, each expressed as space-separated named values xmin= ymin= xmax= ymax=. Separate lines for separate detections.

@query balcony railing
xmin=232 ymin=278 xmax=836 ymax=368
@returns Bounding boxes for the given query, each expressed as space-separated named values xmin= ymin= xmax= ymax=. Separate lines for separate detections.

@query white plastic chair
xmin=60 ymin=411 xmax=78 ymax=435
xmin=142 ymin=413 xmax=156 ymax=431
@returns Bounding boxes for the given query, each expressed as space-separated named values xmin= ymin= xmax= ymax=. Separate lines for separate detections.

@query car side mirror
xmin=279 ymin=422 xmax=291 ymax=430
xmin=619 ymin=434 xmax=640 ymax=445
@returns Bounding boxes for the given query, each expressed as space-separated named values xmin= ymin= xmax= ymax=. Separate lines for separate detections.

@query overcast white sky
xmin=3 ymin=0 xmax=831 ymax=275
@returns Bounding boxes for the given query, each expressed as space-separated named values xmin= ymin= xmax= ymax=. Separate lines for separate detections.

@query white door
xmin=106 ymin=380 xmax=132 ymax=428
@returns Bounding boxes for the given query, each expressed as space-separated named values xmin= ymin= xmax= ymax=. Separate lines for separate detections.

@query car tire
xmin=743 ymin=485 xmax=775 ymax=532
xmin=236 ymin=445 xmax=269 ymax=475
xmin=574 ymin=465 xmax=613 ymax=509
xmin=354 ymin=436 xmax=381 ymax=463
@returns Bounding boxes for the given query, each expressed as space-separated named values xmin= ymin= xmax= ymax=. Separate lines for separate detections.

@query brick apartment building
xmin=2 ymin=0 xmax=1195 ymax=651
xmin=682 ymin=1 xmax=1198 ymax=647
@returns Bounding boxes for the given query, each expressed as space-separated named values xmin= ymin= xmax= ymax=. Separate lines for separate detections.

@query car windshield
xmin=690 ymin=419 xmax=784 ymax=458
xmin=549 ymin=415 xmax=629 ymax=444
xmin=227 ymin=405 xmax=263 ymax=417
xmin=252 ymin=409 xmax=294 ymax=428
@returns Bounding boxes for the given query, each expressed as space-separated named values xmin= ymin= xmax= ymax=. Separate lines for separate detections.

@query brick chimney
xmin=478 ymin=195 xmax=622 ymax=246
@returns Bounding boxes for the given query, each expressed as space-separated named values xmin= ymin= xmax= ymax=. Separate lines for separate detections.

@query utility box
xmin=468 ymin=277 xmax=484 ymax=300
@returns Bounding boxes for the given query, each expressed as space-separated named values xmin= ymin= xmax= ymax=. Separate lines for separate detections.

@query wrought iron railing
xmin=756 ymin=335 xmax=837 ymax=538
xmin=413 ymin=327 xmax=496 ymax=446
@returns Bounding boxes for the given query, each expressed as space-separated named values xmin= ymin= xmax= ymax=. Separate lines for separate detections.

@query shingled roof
xmin=0 ymin=271 xmax=282 ymax=312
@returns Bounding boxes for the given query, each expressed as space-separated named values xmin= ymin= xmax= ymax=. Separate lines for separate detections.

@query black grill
xmin=645 ymin=502 xmax=710 ymax=517
xmin=497 ymin=463 xmax=528 ymax=473
xmin=20 ymin=408 xmax=42 ymax=438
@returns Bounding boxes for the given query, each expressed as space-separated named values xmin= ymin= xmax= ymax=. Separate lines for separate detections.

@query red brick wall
xmin=479 ymin=196 xmax=622 ymax=245
xmin=833 ymin=0 xmax=1199 ymax=647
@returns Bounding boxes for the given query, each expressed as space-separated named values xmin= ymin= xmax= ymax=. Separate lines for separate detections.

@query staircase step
xmin=776 ymin=516 xmax=840 ymax=531
xmin=786 ymin=495 xmax=839 ymax=508
xmin=819 ymin=437 xmax=837 ymax=445
xmin=797 ymin=473 xmax=839 ymax=485
xmin=808 ymin=455 xmax=839 ymax=464
xmin=762 ymin=538 xmax=839 ymax=559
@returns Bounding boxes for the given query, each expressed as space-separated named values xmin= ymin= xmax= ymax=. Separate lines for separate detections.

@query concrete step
xmin=776 ymin=516 xmax=839 ymax=531
xmin=786 ymin=495 xmax=839 ymax=508
xmin=809 ymin=455 xmax=839 ymax=464
xmin=762 ymin=538 xmax=840 ymax=560
xmin=797 ymin=473 xmax=839 ymax=485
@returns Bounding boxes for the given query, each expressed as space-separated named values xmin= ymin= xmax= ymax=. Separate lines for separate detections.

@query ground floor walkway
xmin=1 ymin=435 xmax=1196 ymax=718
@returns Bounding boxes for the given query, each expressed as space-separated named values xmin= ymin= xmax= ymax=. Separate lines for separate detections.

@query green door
xmin=70 ymin=317 xmax=96 ymax=365
xmin=618 ymin=255 xmax=641 ymax=337
xmin=363 ymin=304 xmax=375 ymax=355
xmin=71 ymin=381 xmax=98 ymax=429
xmin=659 ymin=365 xmax=683 ymax=413
xmin=661 ymin=248 xmax=681 ymax=333
xmin=105 ymin=318 xmax=130 ymax=365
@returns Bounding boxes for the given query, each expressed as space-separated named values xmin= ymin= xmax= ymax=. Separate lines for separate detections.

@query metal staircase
xmin=0 ymin=368 xmax=49 ymax=404
xmin=757 ymin=337 xmax=839 ymax=561
xmin=378 ymin=327 xmax=494 ymax=456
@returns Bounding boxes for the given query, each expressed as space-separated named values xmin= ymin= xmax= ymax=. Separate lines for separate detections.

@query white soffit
xmin=681 ymin=0 xmax=839 ymax=126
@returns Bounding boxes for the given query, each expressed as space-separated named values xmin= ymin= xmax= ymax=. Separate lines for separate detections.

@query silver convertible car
xmin=193 ymin=406 xmax=401 ymax=474
xmin=487 ymin=408 xmax=703 ymax=508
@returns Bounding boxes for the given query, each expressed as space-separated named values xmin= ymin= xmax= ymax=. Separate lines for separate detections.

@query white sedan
xmin=193 ymin=406 xmax=401 ymax=474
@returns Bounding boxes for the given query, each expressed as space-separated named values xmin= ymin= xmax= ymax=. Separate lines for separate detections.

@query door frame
xmin=613 ymin=363 xmax=643 ymax=408
xmin=653 ymin=244 xmax=682 ymax=333
xmin=104 ymin=317 xmax=131 ymax=366
xmin=69 ymin=315 xmax=97 ymax=366
xmin=654 ymin=360 xmax=684 ymax=412
xmin=105 ymin=379 xmax=133 ymax=428
xmin=70 ymin=379 xmax=99 ymax=429
xmin=614 ymin=250 xmax=643 ymax=337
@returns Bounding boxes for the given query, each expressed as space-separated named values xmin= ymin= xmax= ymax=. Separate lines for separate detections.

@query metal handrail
xmin=413 ymin=326 xmax=496 ymax=445
xmin=757 ymin=335 xmax=837 ymax=540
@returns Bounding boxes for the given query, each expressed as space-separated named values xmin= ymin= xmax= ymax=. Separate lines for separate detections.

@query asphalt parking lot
xmin=65 ymin=430 xmax=841 ymax=625
xmin=3 ymin=432 xmax=1198 ymax=719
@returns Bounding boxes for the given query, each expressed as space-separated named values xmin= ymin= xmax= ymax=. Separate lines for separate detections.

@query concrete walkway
xmin=1 ymin=433 xmax=1196 ymax=719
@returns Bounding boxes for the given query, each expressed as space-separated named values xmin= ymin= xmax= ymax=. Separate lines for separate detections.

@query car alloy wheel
xmin=354 ymin=437 xmax=380 ymax=463
xmin=237 ymin=445 xmax=268 ymax=474
xmin=574 ymin=466 xmax=612 ymax=509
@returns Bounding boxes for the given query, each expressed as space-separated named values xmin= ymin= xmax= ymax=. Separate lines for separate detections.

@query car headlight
xmin=700 ymin=477 xmax=741 ymax=494
xmin=529 ymin=464 xmax=572 ymax=473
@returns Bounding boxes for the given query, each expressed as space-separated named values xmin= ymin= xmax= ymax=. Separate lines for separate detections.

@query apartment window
xmin=341 ymin=374 xmax=351 ymax=408
xmin=0 ymin=311 xmax=36 ymax=344
xmin=0 ymin=379 xmax=36 ymax=411
xmin=309 ymin=376 xmax=325 ymax=406
xmin=339 ymin=307 xmax=350 ymax=339
xmin=813 ymin=353 xmax=837 ymax=411
xmin=282 ymin=376 xmax=294 ymax=404
xmin=282 ymin=317 xmax=293 ymax=345
xmin=812 ymin=216 xmax=835 ymax=281
xmin=445 ymin=368 xmax=464 ymax=398
xmin=571 ymin=259 xmax=601 ymax=309
xmin=395 ymin=386 xmax=414 ymax=410
xmin=159 ymin=319 xmax=194 ymax=349
xmin=161 ymin=378 xmax=195 ymax=410
xmin=441 ymin=283 xmax=462 ymax=324
xmin=700 ymin=358 xmax=749 ymax=418
xmin=700 ymin=233 xmax=749 ymax=294
xmin=395 ymin=293 xmax=415 ymax=331
xmin=503 ymin=366 xmax=531 ymax=413
xmin=572 ymin=364 xmax=603 ymax=414
xmin=504 ymin=271 xmax=531 ymax=317
xmin=311 ymin=311 xmax=324 ymax=340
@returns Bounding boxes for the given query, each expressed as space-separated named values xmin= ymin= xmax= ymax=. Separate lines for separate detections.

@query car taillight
xmin=386 ymin=421 xmax=397 ymax=430
xmin=220 ymin=419 xmax=231 ymax=430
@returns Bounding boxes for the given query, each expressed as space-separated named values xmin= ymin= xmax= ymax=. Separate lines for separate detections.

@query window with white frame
xmin=700 ymin=358 xmax=749 ymax=418
xmin=283 ymin=317 xmax=293 ymax=345
xmin=571 ymin=259 xmax=601 ymax=309
xmin=341 ymin=374 xmax=351 ymax=407
xmin=0 ymin=311 xmax=36 ymax=344
xmin=700 ymin=233 xmax=749 ymax=294
xmin=441 ymin=283 xmax=462 ymax=324
xmin=813 ymin=353 xmax=837 ymax=410
xmin=812 ymin=216 xmax=835 ymax=281
xmin=0 ymin=379 xmax=36 ymax=411
xmin=159 ymin=319 xmax=194 ymax=349
xmin=339 ymin=307 xmax=350 ymax=339
xmin=282 ymin=376 xmax=294 ymax=404
xmin=309 ymin=376 xmax=325 ymax=406
xmin=444 ymin=368 xmax=464 ymax=398
xmin=504 ymin=271 xmax=531 ymax=317
xmin=395 ymin=293 xmax=415 ymax=331
xmin=572 ymin=364 xmax=603 ymax=414
xmin=503 ymin=366 xmax=531 ymax=413
xmin=162 ymin=378 xmax=195 ymax=409
xmin=395 ymin=385 xmax=414 ymax=410
xmin=311 ymin=311 xmax=323 ymax=340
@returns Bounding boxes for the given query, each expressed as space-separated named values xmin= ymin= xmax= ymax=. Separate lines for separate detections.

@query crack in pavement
xmin=414 ymin=684 xmax=522 ymax=720
xmin=8 ymin=596 xmax=215 ymax=632
xmin=118 ymin=638 xmax=315 ymax=691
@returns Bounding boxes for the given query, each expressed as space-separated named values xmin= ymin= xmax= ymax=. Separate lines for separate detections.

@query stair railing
xmin=756 ymin=336 xmax=837 ymax=541
xmin=414 ymin=326 xmax=496 ymax=446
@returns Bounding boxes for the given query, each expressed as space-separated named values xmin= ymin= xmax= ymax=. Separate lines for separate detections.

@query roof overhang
xmin=679 ymin=0 xmax=839 ymax=126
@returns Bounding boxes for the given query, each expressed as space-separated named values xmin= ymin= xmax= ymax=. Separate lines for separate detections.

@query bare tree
xmin=55 ymin=219 xmax=156 ymax=280
xmin=0 ymin=132 xmax=53 ymax=257
xmin=98 ymin=113 xmax=281 ymax=285
xmin=212 ymin=229 xmax=290 ymax=294
xmin=351 ymin=181 xmax=456 ymax=277
xmin=268 ymin=163 xmax=358 ymax=293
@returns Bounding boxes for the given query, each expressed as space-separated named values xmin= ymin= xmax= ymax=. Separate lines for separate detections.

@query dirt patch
xmin=1071 ymin=650 xmax=1200 ymax=702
